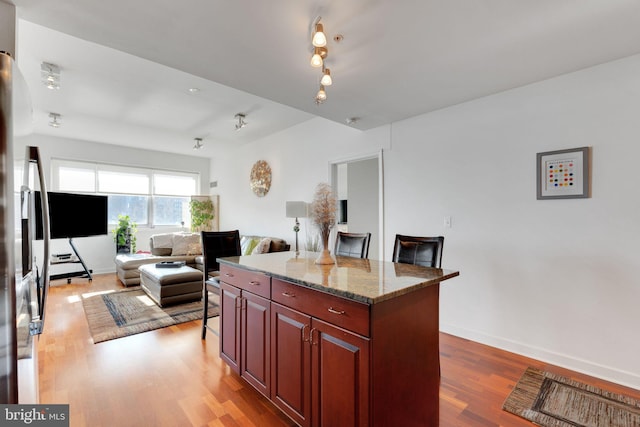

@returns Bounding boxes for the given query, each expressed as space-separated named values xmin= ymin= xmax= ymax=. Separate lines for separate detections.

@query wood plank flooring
xmin=38 ymin=273 xmax=640 ymax=426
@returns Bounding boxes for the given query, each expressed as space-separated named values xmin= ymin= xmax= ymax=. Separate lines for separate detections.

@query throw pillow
xmin=251 ymin=238 xmax=271 ymax=254
xmin=240 ymin=236 xmax=250 ymax=254
xmin=171 ymin=233 xmax=202 ymax=256
xmin=241 ymin=237 xmax=260 ymax=255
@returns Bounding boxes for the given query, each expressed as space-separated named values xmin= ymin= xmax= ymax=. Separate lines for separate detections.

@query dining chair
xmin=392 ymin=234 xmax=444 ymax=268
xmin=201 ymin=230 xmax=241 ymax=339
xmin=334 ymin=231 xmax=372 ymax=259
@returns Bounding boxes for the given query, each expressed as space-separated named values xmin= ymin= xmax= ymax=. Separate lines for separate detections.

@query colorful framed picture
xmin=536 ymin=147 xmax=591 ymax=200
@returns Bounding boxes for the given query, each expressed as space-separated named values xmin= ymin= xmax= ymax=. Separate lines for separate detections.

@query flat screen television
xmin=338 ymin=199 xmax=348 ymax=224
xmin=35 ymin=191 xmax=108 ymax=240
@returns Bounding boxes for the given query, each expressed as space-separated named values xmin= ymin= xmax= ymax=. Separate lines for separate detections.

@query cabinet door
xmin=220 ymin=282 xmax=241 ymax=373
xmin=241 ymin=291 xmax=270 ymax=397
xmin=311 ymin=318 xmax=370 ymax=427
xmin=271 ymin=302 xmax=312 ymax=427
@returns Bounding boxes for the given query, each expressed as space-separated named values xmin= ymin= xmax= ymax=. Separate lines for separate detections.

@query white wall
xmin=387 ymin=53 xmax=640 ymax=389
xmin=210 ymin=53 xmax=640 ymax=389
xmin=210 ymin=119 xmax=389 ymax=248
xmin=15 ymin=134 xmax=210 ymax=276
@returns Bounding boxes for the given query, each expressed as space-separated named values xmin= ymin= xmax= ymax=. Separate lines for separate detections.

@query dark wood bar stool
xmin=201 ymin=230 xmax=241 ymax=339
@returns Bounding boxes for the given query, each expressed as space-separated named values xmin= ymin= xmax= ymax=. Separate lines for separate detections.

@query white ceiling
xmin=10 ymin=0 xmax=640 ymax=157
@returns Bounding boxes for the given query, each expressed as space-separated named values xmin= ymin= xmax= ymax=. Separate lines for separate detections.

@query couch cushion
xmin=152 ymin=247 xmax=173 ymax=256
xmin=115 ymin=254 xmax=197 ymax=270
xmin=252 ymin=238 xmax=271 ymax=254
xmin=171 ymin=233 xmax=202 ymax=256
xmin=241 ymin=236 xmax=260 ymax=255
xmin=269 ymin=238 xmax=289 ymax=252
xmin=150 ymin=233 xmax=174 ymax=255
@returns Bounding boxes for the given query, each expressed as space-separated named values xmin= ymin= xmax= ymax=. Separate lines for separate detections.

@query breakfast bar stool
xmin=334 ymin=231 xmax=371 ymax=259
xmin=392 ymin=234 xmax=444 ymax=268
xmin=201 ymin=230 xmax=241 ymax=339
xmin=392 ymin=234 xmax=445 ymax=377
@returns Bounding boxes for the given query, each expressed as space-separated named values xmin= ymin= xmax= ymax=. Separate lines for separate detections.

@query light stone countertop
xmin=217 ymin=251 xmax=459 ymax=304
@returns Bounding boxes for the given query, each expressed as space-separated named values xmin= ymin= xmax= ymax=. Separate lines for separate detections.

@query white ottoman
xmin=139 ymin=264 xmax=203 ymax=307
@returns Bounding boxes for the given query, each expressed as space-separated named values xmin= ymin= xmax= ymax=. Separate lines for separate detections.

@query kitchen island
xmin=217 ymin=251 xmax=459 ymax=427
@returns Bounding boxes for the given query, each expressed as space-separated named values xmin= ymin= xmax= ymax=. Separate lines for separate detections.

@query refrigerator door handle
xmin=26 ymin=146 xmax=50 ymax=335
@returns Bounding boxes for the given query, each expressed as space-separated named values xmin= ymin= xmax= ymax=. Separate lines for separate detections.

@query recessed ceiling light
xmin=188 ymin=88 xmax=200 ymax=93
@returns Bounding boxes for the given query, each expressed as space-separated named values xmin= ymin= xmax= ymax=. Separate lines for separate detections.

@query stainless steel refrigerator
xmin=0 ymin=51 xmax=51 ymax=403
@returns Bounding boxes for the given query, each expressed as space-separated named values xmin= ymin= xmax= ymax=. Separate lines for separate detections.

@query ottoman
xmin=139 ymin=264 xmax=203 ymax=307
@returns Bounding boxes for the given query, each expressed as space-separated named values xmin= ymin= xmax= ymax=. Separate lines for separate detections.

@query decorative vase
xmin=315 ymin=249 xmax=334 ymax=265
xmin=315 ymin=233 xmax=335 ymax=265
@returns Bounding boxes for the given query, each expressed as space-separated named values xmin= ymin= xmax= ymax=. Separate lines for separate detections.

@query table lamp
xmin=286 ymin=201 xmax=308 ymax=254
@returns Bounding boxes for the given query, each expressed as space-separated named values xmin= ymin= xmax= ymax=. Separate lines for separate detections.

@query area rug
xmin=503 ymin=367 xmax=640 ymax=427
xmin=81 ymin=288 xmax=218 ymax=343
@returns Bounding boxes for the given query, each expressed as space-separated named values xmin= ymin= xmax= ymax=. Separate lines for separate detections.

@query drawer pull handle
xmin=327 ymin=307 xmax=345 ymax=315
xmin=224 ymin=273 xmax=234 ymax=278
xmin=281 ymin=292 xmax=295 ymax=298
xmin=249 ymin=281 xmax=260 ymax=286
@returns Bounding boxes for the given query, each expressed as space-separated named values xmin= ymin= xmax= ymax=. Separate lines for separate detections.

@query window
xmin=51 ymin=159 xmax=199 ymax=228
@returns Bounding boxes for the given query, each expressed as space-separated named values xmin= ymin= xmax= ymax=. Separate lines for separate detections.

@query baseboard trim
xmin=440 ymin=322 xmax=640 ymax=390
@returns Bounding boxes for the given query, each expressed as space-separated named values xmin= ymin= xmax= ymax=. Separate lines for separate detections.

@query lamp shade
xmin=312 ymin=23 xmax=327 ymax=47
xmin=286 ymin=201 xmax=308 ymax=218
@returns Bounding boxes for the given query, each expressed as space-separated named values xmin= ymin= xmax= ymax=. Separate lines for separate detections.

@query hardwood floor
xmin=38 ymin=273 xmax=640 ymax=426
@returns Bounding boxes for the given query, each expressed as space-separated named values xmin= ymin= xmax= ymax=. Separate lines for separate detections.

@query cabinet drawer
xmin=219 ymin=265 xmax=271 ymax=298
xmin=272 ymin=278 xmax=370 ymax=337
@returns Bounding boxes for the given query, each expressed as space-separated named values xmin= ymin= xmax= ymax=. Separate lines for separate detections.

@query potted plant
xmin=189 ymin=197 xmax=215 ymax=232
xmin=112 ymin=214 xmax=137 ymax=254
xmin=310 ymin=182 xmax=337 ymax=265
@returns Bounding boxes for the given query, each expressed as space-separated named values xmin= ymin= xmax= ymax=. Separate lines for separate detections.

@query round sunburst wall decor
xmin=250 ymin=160 xmax=272 ymax=197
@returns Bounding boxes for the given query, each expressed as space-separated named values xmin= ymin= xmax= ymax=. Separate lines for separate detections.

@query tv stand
xmin=50 ymin=238 xmax=93 ymax=283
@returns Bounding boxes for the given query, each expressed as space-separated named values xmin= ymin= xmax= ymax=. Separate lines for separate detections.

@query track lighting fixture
xmin=309 ymin=18 xmax=335 ymax=103
xmin=235 ymin=113 xmax=247 ymax=131
xmin=41 ymin=62 xmax=60 ymax=90
xmin=193 ymin=137 xmax=203 ymax=150
xmin=48 ymin=112 xmax=61 ymax=128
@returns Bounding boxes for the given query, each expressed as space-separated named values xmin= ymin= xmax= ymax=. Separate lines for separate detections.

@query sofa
xmin=115 ymin=232 xmax=290 ymax=286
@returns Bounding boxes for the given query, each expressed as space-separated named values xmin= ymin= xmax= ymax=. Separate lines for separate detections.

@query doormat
xmin=503 ymin=367 xmax=640 ymax=427
xmin=82 ymin=288 xmax=218 ymax=343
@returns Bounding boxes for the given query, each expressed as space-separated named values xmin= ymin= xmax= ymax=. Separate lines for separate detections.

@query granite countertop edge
xmin=217 ymin=257 xmax=460 ymax=305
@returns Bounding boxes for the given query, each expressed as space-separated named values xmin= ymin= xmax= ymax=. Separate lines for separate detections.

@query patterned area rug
xmin=503 ymin=367 xmax=640 ymax=427
xmin=81 ymin=288 xmax=218 ymax=343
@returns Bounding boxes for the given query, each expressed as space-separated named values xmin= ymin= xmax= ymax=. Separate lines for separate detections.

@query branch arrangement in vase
xmin=310 ymin=182 xmax=336 ymax=264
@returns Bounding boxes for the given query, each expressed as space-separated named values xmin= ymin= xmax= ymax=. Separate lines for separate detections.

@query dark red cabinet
xmin=220 ymin=281 xmax=270 ymax=397
xmin=271 ymin=302 xmax=369 ymax=427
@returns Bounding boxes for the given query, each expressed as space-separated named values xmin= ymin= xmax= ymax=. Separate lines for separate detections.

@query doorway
xmin=330 ymin=151 xmax=384 ymax=260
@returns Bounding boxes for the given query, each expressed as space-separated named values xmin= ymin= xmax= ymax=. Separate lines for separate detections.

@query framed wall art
xmin=536 ymin=146 xmax=591 ymax=200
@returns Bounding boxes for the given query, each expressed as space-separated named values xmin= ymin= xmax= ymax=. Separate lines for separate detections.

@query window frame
xmin=50 ymin=158 xmax=200 ymax=228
